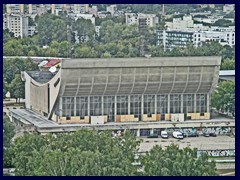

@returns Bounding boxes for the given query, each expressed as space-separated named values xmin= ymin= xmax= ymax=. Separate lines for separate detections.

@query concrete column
xmin=141 ymin=95 xmax=144 ymax=121
xmin=88 ymin=96 xmax=90 ymax=116
xmin=114 ymin=96 xmax=117 ymax=121
xmin=194 ymin=94 xmax=197 ymax=113
xmin=136 ymin=129 xmax=140 ymax=137
xmin=128 ymin=95 xmax=130 ymax=114
xmin=181 ymin=94 xmax=183 ymax=113
xmin=168 ymin=94 xmax=170 ymax=114
xmin=101 ymin=96 xmax=104 ymax=115
xmin=150 ymin=129 xmax=154 ymax=135
xmin=59 ymin=97 xmax=62 ymax=116
xmin=154 ymin=95 xmax=157 ymax=114
xmin=74 ymin=97 xmax=76 ymax=116
xmin=207 ymin=94 xmax=210 ymax=113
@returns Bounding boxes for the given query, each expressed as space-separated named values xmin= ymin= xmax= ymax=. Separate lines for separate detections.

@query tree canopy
xmin=7 ymin=130 xmax=217 ymax=176
xmin=211 ymin=81 xmax=235 ymax=116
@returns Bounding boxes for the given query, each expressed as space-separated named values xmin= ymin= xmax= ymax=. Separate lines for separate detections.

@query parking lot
xmin=138 ymin=135 xmax=235 ymax=152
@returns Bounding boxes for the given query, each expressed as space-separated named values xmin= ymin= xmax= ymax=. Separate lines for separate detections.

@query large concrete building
xmin=21 ymin=57 xmax=221 ymax=125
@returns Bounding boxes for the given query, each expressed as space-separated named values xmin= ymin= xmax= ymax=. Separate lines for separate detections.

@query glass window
xmin=117 ymin=96 xmax=128 ymax=115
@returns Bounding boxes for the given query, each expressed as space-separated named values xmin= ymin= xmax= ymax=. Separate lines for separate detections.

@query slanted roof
xmin=43 ymin=59 xmax=61 ymax=68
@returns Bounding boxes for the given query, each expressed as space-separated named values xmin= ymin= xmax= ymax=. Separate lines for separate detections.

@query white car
xmin=161 ymin=131 xmax=169 ymax=139
xmin=172 ymin=131 xmax=184 ymax=139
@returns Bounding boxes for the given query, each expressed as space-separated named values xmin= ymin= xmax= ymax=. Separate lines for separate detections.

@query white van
xmin=161 ymin=131 xmax=169 ymax=139
xmin=173 ymin=131 xmax=184 ymax=139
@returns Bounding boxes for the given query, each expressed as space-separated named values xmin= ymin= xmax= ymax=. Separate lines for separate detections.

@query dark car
xmin=203 ymin=132 xmax=210 ymax=137
xmin=209 ymin=132 xmax=217 ymax=137
xmin=188 ymin=132 xmax=199 ymax=137
xmin=147 ymin=134 xmax=159 ymax=138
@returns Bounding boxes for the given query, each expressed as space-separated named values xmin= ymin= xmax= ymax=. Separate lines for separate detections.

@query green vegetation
xmin=6 ymin=130 xmax=217 ymax=176
xmin=211 ymin=81 xmax=235 ymax=116
xmin=3 ymin=58 xmax=38 ymax=101
xmin=3 ymin=115 xmax=15 ymax=168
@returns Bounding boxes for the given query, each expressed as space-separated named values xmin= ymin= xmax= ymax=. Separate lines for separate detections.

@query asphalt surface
xmin=138 ymin=136 xmax=235 ymax=152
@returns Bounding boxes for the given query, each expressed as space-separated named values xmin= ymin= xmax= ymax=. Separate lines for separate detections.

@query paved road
xmin=138 ymin=136 xmax=235 ymax=152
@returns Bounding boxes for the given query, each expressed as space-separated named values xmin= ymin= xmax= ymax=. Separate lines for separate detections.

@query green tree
xmin=3 ymin=115 xmax=15 ymax=148
xmin=3 ymin=115 xmax=16 ymax=168
xmin=140 ymin=144 xmax=217 ymax=176
xmin=3 ymin=29 xmax=15 ymax=44
xmin=211 ymin=81 xmax=235 ymax=116
xmin=11 ymin=130 xmax=140 ymax=176
xmin=72 ymin=18 xmax=95 ymax=43
xmin=37 ymin=14 xmax=67 ymax=45
xmin=221 ymin=58 xmax=235 ymax=70
xmin=9 ymin=74 xmax=25 ymax=103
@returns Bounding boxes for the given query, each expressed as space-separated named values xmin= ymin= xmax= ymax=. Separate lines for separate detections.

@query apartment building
xmin=125 ymin=13 xmax=159 ymax=27
xmin=6 ymin=4 xmax=24 ymax=14
xmin=3 ymin=13 xmax=29 ymax=38
xmin=157 ymin=28 xmax=235 ymax=51
xmin=223 ymin=4 xmax=235 ymax=14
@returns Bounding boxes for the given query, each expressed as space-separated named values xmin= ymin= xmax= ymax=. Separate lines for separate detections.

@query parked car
xmin=203 ymin=132 xmax=210 ymax=137
xmin=209 ymin=132 xmax=217 ymax=137
xmin=187 ymin=132 xmax=199 ymax=137
xmin=147 ymin=133 xmax=159 ymax=138
xmin=161 ymin=131 xmax=169 ymax=139
xmin=173 ymin=131 xmax=184 ymax=139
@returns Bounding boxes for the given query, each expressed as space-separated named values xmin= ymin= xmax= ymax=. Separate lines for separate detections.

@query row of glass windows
xmin=61 ymin=94 xmax=207 ymax=119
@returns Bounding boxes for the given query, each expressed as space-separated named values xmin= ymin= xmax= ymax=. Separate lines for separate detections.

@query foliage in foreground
xmin=211 ymin=81 xmax=235 ymax=116
xmin=7 ymin=130 xmax=217 ymax=176
xmin=140 ymin=144 xmax=217 ymax=176
xmin=3 ymin=115 xmax=16 ymax=168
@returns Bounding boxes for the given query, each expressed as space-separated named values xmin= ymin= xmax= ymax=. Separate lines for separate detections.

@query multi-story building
xmin=3 ymin=13 xmax=29 ymax=38
xmin=156 ymin=29 xmax=235 ymax=51
xmin=125 ymin=13 xmax=159 ymax=27
xmin=165 ymin=15 xmax=194 ymax=30
xmin=89 ymin=5 xmax=98 ymax=17
xmin=20 ymin=57 xmax=221 ymax=124
xmin=95 ymin=26 xmax=101 ymax=37
xmin=156 ymin=30 xmax=194 ymax=51
xmin=193 ymin=31 xmax=235 ymax=47
xmin=106 ymin=5 xmax=117 ymax=16
xmin=223 ymin=4 xmax=235 ymax=14
xmin=6 ymin=4 xmax=24 ymax=14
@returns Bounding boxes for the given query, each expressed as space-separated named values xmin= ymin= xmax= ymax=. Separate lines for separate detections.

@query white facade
xmin=125 ymin=13 xmax=159 ymax=27
xmin=73 ymin=14 xmax=95 ymax=25
xmin=106 ymin=5 xmax=117 ymax=16
xmin=166 ymin=15 xmax=194 ymax=30
xmin=95 ymin=26 xmax=101 ymax=37
xmin=223 ymin=4 xmax=235 ymax=13
xmin=3 ymin=14 xmax=29 ymax=38
xmin=193 ymin=31 xmax=235 ymax=47
xmin=6 ymin=4 xmax=24 ymax=14
xmin=157 ymin=28 xmax=235 ymax=51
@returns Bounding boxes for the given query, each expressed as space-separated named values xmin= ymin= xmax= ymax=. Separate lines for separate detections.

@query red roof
xmin=43 ymin=59 xmax=61 ymax=68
